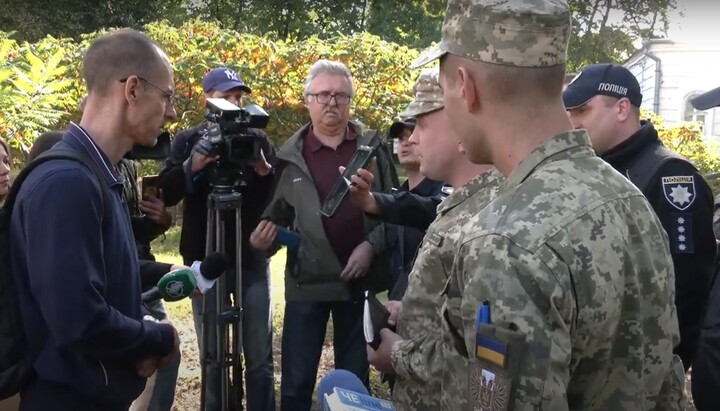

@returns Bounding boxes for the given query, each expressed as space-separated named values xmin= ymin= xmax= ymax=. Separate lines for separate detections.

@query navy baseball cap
xmin=563 ymin=64 xmax=642 ymax=109
xmin=202 ymin=67 xmax=251 ymax=94
xmin=691 ymin=86 xmax=720 ymax=110
xmin=389 ymin=117 xmax=416 ymax=138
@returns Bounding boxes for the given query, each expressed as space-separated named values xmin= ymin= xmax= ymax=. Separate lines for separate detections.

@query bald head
xmin=82 ymin=29 xmax=169 ymax=96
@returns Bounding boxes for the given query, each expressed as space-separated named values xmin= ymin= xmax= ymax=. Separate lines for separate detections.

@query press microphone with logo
xmin=189 ymin=252 xmax=228 ymax=294
xmin=141 ymin=268 xmax=197 ymax=303
xmin=317 ymin=369 xmax=395 ymax=410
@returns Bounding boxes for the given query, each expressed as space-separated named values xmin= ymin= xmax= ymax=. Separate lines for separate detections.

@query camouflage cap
xmin=411 ymin=0 xmax=571 ymax=69
xmin=399 ymin=67 xmax=444 ymax=118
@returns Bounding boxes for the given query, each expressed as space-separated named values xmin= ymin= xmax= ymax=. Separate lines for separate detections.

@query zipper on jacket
xmin=98 ymin=360 xmax=109 ymax=387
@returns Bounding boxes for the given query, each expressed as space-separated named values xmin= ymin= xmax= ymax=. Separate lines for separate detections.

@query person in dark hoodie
xmin=8 ymin=29 xmax=180 ymax=411
xmin=563 ymin=63 xmax=716 ymax=372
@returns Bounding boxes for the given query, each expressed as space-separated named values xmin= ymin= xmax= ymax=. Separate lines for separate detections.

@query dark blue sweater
xmin=9 ymin=124 xmax=175 ymax=409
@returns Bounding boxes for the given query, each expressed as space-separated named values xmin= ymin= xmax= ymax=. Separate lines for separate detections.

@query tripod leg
xmin=233 ymin=204 xmax=244 ymax=410
xmin=200 ymin=207 xmax=215 ymax=411
xmin=215 ymin=212 xmax=230 ymax=411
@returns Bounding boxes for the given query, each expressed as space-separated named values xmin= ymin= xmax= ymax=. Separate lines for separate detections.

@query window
xmin=684 ymin=93 xmax=707 ymax=130
xmin=714 ymin=108 xmax=720 ymax=136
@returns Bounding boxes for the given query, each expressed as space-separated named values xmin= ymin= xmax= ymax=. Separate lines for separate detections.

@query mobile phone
xmin=319 ymin=145 xmax=374 ymax=217
xmin=275 ymin=226 xmax=301 ymax=250
xmin=141 ymin=175 xmax=160 ymax=200
xmin=363 ymin=291 xmax=393 ymax=350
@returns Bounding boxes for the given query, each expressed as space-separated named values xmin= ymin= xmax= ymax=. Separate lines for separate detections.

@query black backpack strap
xmin=3 ymin=149 xmax=108 ymax=218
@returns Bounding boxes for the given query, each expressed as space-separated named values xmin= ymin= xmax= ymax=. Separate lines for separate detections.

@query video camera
xmin=195 ymin=98 xmax=270 ymax=170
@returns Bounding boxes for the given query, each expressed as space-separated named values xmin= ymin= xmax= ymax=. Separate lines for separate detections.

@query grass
xmin=150 ymin=226 xmax=391 ymax=410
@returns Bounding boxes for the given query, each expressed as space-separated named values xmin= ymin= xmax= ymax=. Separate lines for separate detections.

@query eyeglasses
xmin=307 ymin=92 xmax=352 ymax=105
xmin=120 ymin=77 xmax=174 ymax=104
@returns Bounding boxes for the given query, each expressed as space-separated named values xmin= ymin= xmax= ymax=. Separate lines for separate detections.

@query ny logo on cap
xmin=224 ymin=69 xmax=239 ymax=81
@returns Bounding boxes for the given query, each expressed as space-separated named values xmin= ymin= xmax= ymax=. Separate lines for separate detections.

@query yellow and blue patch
xmin=475 ymin=335 xmax=507 ymax=368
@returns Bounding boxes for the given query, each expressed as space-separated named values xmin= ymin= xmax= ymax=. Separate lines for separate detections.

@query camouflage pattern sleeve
xmin=441 ymin=233 xmax=576 ymax=410
xmin=390 ymin=333 xmax=444 ymax=384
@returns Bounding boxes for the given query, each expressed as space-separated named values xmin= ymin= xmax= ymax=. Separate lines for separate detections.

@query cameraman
xmin=156 ymin=67 xmax=276 ymax=411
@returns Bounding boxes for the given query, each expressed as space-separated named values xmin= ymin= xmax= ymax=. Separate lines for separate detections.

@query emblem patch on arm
xmin=662 ymin=176 xmax=695 ymax=210
xmin=670 ymin=213 xmax=693 ymax=254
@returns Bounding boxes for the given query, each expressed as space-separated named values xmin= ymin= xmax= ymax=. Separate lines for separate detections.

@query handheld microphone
xmin=141 ymin=268 xmax=197 ymax=302
xmin=189 ymin=252 xmax=228 ymax=293
xmin=317 ymin=369 xmax=395 ymax=410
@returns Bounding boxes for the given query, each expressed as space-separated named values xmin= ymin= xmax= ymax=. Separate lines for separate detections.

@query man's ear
xmin=616 ymin=98 xmax=632 ymax=122
xmin=123 ymin=75 xmax=141 ymax=105
xmin=457 ymin=66 xmax=479 ymax=113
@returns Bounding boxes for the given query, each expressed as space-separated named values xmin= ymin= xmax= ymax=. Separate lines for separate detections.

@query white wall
xmin=625 ymin=41 xmax=720 ymax=138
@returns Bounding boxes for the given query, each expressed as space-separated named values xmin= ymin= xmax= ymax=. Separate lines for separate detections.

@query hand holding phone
xmin=141 ymin=176 xmax=160 ymax=200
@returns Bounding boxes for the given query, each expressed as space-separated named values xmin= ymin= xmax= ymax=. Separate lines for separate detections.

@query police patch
xmin=662 ymin=176 xmax=695 ymax=211
xmin=469 ymin=362 xmax=511 ymax=411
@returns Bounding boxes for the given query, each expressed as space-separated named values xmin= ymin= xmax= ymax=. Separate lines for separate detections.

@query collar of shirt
xmin=505 ymin=130 xmax=593 ymax=190
xmin=66 ymin=122 xmax=124 ymax=187
xmin=403 ymin=177 xmax=441 ymax=196
xmin=305 ymin=125 xmax=356 ymax=152
xmin=438 ymin=169 xmax=504 ymax=214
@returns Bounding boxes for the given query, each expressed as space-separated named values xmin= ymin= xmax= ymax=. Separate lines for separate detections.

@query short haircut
xmin=480 ymin=62 xmax=566 ymax=104
xmin=82 ymin=29 xmax=167 ymax=95
xmin=441 ymin=54 xmax=565 ymax=105
xmin=302 ymin=59 xmax=354 ymax=97
xmin=27 ymin=131 xmax=64 ymax=163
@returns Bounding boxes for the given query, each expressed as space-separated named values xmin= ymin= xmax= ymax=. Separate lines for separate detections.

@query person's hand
xmin=367 ymin=328 xmax=402 ymax=374
xmin=135 ymin=356 xmax=159 ymax=378
xmin=384 ymin=300 xmax=402 ymax=327
xmin=340 ymin=241 xmax=374 ymax=281
xmin=156 ymin=320 xmax=180 ymax=369
xmin=340 ymin=158 xmax=379 ymax=215
xmin=190 ymin=151 xmax=218 ymax=173
xmin=139 ymin=188 xmax=171 ymax=227
xmin=250 ymin=149 xmax=272 ymax=176
xmin=250 ymin=220 xmax=277 ymax=251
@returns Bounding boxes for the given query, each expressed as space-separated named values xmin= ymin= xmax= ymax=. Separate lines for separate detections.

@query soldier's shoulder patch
xmin=469 ymin=362 xmax=511 ymax=411
xmin=662 ymin=175 xmax=695 ymax=211
xmin=669 ymin=213 xmax=694 ymax=254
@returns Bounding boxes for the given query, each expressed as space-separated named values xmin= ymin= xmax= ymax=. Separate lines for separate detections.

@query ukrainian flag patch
xmin=475 ymin=334 xmax=507 ymax=368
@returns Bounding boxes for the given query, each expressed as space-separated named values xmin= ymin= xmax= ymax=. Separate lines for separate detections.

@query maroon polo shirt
xmin=302 ymin=126 xmax=366 ymax=266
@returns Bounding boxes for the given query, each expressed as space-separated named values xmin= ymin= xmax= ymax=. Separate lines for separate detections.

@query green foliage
xmin=646 ymin=110 xmax=720 ymax=194
xmin=0 ymin=34 xmax=75 ymax=159
xmin=0 ymin=20 xmax=419 ymax=159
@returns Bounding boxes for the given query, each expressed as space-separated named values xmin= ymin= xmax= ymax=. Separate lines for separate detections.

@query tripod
xmin=200 ymin=180 xmax=245 ymax=411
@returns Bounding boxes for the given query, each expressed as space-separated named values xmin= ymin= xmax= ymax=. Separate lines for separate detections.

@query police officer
xmin=411 ymin=0 xmax=686 ymax=409
xmin=563 ymin=63 xmax=716 ymax=371
xmin=365 ymin=67 xmax=503 ymax=410
xmin=688 ymin=86 xmax=720 ymax=411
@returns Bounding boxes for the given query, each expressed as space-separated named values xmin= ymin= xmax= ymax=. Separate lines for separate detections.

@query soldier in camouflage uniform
xmin=366 ymin=67 xmax=504 ymax=410
xmin=412 ymin=0 xmax=686 ymax=409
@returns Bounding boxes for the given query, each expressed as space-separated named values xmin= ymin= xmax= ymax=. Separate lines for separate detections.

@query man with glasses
xmin=157 ymin=66 xmax=276 ymax=411
xmin=249 ymin=59 xmax=396 ymax=411
xmin=8 ymin=29 xmax=179 ymax=411
xmin=563 ymin=63 xmax=716 ymax=372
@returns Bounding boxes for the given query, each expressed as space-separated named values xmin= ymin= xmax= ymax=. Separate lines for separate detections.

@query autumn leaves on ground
xmin=152 ymin=227 xmax=390 ymax=410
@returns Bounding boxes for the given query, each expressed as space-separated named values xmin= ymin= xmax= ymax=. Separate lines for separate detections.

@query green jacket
xmin=262 ymin=120 xmax=396 ymax=302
